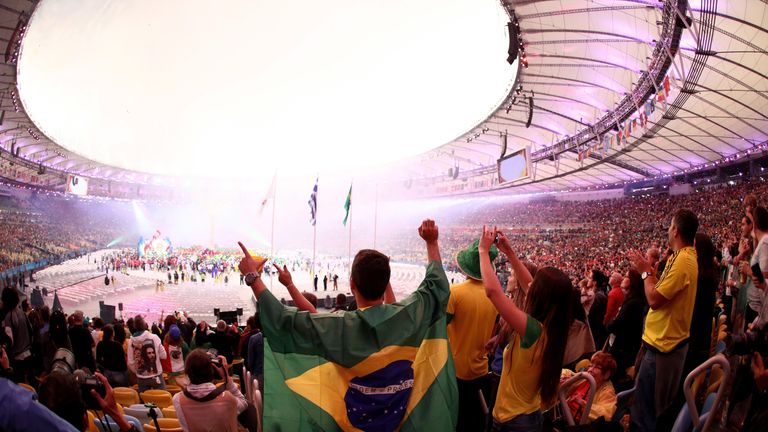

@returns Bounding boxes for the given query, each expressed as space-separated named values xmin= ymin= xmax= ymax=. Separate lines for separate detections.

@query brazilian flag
xmin=258 ymin=262 xmax=458 ymax=431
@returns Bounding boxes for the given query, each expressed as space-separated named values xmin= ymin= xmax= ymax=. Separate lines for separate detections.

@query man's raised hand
xmin=274 ymin=264 xmax=294 ymax=287
xmin=418 ymin=219 xmax=439 ymax=244
xmin=237 ymin=241 xmax=267 ymax=276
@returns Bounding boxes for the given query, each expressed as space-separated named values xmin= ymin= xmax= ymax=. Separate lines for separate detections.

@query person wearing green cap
xmin=447 ymin=238 xmax=500 ymax=431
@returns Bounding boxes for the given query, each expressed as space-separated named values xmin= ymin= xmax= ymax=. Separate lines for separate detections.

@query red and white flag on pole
xmin=259 ymin=174 xmax=277 ymax=217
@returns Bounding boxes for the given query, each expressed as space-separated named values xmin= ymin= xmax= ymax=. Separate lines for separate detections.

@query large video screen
xmin=66 ymin=175 xmax=89 ymax=196
xmin=497 ymin=147 xmax=531 ymax=184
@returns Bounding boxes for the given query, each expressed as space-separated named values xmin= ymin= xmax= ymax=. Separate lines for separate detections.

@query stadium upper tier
xmin=0 ymin=0 xmax=765 ymax=199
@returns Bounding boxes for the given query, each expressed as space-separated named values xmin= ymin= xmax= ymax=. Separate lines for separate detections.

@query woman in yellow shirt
xmin=478 ymin=226 xmax=575 ymax=431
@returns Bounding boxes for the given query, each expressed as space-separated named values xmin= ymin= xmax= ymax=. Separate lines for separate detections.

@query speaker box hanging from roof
xmin=525 ymin=96 xmax=533 ymax=128
xmin=506 ymin=22 xmax=519 ymax=64
xmin=500 ymin=132 xmax=508 ymax=159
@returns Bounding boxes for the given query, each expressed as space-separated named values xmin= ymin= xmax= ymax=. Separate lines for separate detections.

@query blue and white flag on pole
xmin=308 ymin=178 xmax=318 ymax=226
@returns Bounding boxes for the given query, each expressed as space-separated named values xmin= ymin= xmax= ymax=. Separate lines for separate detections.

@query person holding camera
xmin=478 ymin=226 xmax=574 ymax=431
xmin=172 ymin=349 xmax=254 ymax=432
xmin=2 ymin=339 xmax=138 ymax=432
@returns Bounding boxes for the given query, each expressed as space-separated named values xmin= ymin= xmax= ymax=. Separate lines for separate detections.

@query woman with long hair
xmin=689 ymin=233 xmax=717 ymax=372
xmin=96 ymin=324 xmax=129 ymax=387
xmin=487 ymin=261 xmax=538 ymax=410
xmin=606 ymin=269 xmax=647 ymax=382
xmin=479 ymin=226 xmax=574 ymax=431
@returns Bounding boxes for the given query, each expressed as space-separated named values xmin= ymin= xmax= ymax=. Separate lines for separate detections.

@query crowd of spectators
xmin=0 ymin=195 xmax=121 ymax=274
xmin=387 ymin=179 xmax=768 ymax=283
xmin=1 ymin=178 xmax=768 ymax=431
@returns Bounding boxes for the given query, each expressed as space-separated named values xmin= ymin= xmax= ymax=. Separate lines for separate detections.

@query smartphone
xmin=752 ymin=262 xmax=766 ymax=284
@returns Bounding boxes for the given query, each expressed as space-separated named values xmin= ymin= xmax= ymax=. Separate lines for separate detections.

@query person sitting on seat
xmin=172 ymin=349 xmax=256 ymax=432
xmin=560 ymin=351 xmax=618 ymax=424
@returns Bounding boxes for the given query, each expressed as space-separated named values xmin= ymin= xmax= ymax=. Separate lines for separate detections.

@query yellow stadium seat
xmin=215 ymin=379 xmax=241 ymax=391
xmin=162 ymin=406 xmax=177 ymax=418
xmin=95 ymin=404 xmax=124 ymax=416
xmin=165 ymin=384 xmax=182 ymax=395
xmin=114 ymin=387 xmax=140 ymax=407
xmin=143 ymin=418 xmax=182 ymax=432
xmin=86 ymin=411 xmax=99 ymax=432
xmin=141 ymin=389 xmax=173 ymax=408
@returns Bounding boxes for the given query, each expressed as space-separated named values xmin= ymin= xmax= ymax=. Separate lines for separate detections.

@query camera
xmin=726 ymin=325 xmax=768 ymax=356
xmin=76 ymin=370 xmax=108 ymax=410
xmin=207 ymin=348 xmax=225 ymax=378
xmin=50 ymin=348 xmax=107 ymax=410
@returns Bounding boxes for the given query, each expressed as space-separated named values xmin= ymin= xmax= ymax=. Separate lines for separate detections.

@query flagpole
xmin=311 ymin=176 xmax=318 ymax=280
xmin=347 ymin=184 xmax=353 ymax=274
xmin=373 ymin=184 xmax=378 ymax=250
xmin=312 ymin=220 xmax=317 ymax=280
xmin=270 ymin=175 xmax=277 ymax=288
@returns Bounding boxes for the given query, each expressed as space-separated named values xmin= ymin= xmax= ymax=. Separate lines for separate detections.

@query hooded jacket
xmin=127 ymin=330 xmax=166 ymax=379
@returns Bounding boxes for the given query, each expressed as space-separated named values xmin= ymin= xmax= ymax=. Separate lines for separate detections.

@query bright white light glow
xmin=18 ymin=0 xmax=514 ymax=179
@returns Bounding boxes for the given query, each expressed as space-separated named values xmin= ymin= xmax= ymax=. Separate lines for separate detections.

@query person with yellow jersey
xmin=478 ymin=226 xmax=574 ymax=432
xmin=447 ymin=239 xmax=499 ymax=431
xmin=628 ymin=209 xmax=699 ymax=432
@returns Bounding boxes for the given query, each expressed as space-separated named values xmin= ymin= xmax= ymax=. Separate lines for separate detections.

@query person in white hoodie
xmin=173 ymin=349 xmax=256 ymax=432
xmin=127 ymin=315 xmax=167 ymax=392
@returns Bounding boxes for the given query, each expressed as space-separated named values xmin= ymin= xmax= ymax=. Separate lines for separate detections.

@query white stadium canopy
xmin=0 ymin=0 xmax=765 ymax=197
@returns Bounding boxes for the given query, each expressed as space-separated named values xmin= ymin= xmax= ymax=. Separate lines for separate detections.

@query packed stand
xmin=1 ymin=179 xmax=768 ymax=431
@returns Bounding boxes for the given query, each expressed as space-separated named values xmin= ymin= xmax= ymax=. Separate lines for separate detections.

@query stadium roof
xmin=0 ymin=0 xmax=766 ymax=196
xmin=404 ymin=0 xmax=768 ymax=195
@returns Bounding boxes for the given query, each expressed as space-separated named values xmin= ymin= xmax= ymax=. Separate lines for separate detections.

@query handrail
xmin=677 ymin=354 xmax=730 ymax=432
xmin=558 ymin=371 xmax=597 ymax=426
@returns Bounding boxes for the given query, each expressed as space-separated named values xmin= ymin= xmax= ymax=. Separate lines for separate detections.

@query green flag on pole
xmin=343 ymin=183 xmax=352 ymax=226
xmin=258 ymin=261 xmax=458 ymax=431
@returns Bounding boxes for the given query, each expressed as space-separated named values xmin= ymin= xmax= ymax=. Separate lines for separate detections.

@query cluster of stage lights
xmin=557 ymin=143 xmax=768 ymax=193
xmin=504 ymin=84 xmax=525 ymax=114
xmin=26 ymin=126 xmax=41 ymax=140
xmin=7 ymin=23 xmax=26 ymax=65
xmin=466 ymin=126 xmax=490 ymax=143
xmin=10 ymin=90 xmax=21 ymax=113
xmin=511 ymin=10 xmax=527 ymax=68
